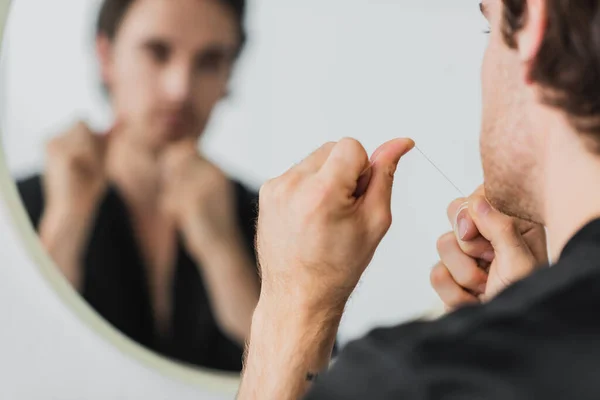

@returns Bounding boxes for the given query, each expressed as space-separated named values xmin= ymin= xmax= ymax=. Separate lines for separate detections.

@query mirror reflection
xmin=10 ymin=0 xmax=260 ymax=372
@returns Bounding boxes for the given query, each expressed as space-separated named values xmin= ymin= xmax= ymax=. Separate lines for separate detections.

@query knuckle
xmin=500 ymin=218 xmax=517 ymax=235
xmin=72 ymin=121 xmax=90 ymax=135
xmin=447 ymin=198 xmax=467 ymax=219
xmin=470 ymin=193 xmax=485 ymax=204
xmin=322 ymin=141 xmax=337 ymax=151
xmin=338 ymin=137 xmax=367 ymax=158
xmin=280 ymin=171 xmax=301 ymax=192
xmin=386 ymin=164 xmax=397 ymax=180
xmin=259 ymin=179 xmax=275 ymax=201
xmin=308 ymin=177 xmax=333 ymax=207
xmin=430 ymin=263 xmax=450 ymax=288
xmin=372 ymin=208 xmax=393 ymax=232
xmin=449 ymin=291 xmax=471 ymax=308
xmin=461 ymin=267 xmax=481 ymax=287
xmin=436 ymin=232 xmax=456 ymax=254
xmin=263 ymin=173 xmax=301 ymax=204
xmin=499 ymin=219 xmax=523 ymax=249
xmin=338 ymin=137 xmax=360 ymax=147
xmin=458 ymin=242 xmax=480 ymax=259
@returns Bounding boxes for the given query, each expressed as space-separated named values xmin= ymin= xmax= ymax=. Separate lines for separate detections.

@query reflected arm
xmin=38 ymin=203 xmax=98 ymax=291
xmin=188 ymin=231 xmax=260 ymax=346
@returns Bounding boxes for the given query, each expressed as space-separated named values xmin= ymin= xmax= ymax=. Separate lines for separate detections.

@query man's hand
xmin=239 ymin=137 xmax=414 ymax=400
xmin=160 ymin=138 xmax=259 ymax=344
xmin=43 ymin=121 xmax=110 ymax=214
xmin=257 ymin=137 xmax=415 ymax=308
xmin=431 ymin=186 xmax=548 ymax=310
xmin=160 ymin=138 xmax=239 ymax=252
xmin=39 ymin=121 xmax=112 ymax=289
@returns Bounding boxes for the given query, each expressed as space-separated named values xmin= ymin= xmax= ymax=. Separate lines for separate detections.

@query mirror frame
xmin=0 ymin=0 xmax=241 ymax=394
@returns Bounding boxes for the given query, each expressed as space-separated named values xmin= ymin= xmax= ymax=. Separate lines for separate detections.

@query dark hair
xmin=502 ymin=0 xmax=600 ymax=146
xmin=96 ymin=0 xmax=247 ymax=53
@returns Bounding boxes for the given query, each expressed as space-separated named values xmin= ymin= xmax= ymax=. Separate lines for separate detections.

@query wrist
xmin=240 ymin=294 xmax=341 ymax=399
xmin=45 ymin=195 xmax=100 ymax=218
xmin=40 ymin=201 xmax=98 ymax=243
xmin=261 ymin=270 xmax=353 ymax=316
xmin=254 ymin=289 xmax=345 ymax=338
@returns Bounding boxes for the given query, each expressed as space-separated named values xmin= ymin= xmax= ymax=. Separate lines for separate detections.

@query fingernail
xmin=454 ymin=203 xmax=469 ymax=239
xmin=458 ymin=218 xmax=469 ymax=240
xmin=481 ymin=251 xmax=495 ymax=262
xmin=475 ymin=198 xmax=492 ymax=216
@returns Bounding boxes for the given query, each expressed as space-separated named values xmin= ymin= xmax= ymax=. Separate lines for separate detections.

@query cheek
xmin=112 ymin=57 xmax=157 ymax=116
xmin=481 ymin=40 xmax=499 ymax=106
xmin=480 ymin=41 xmax=504 ymax=168
xmin=192 ymin=76 xmax=227 ymax=113
xmin=480 ymin=46 xmax=496 ymax=136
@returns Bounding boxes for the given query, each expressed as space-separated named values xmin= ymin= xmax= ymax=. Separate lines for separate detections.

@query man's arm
xmin=238 ymin=295 xmax=341 ymax=399
xmin=38 ymin=204 xmax=98 ymax=290
xmin=189 ymin=232 xmax=260 ymax=346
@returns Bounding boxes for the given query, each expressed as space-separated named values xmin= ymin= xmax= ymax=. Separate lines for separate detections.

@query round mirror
xmin=0 ymin=0 xmax=257 ymax=394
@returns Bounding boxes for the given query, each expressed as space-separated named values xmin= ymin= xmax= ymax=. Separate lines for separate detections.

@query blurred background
xmin=0 ymin=0 xmax=486 ymax=347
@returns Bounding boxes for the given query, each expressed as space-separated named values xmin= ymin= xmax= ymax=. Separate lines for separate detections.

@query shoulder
xmin=307 ymin=260 xmax=600 ymax=399
xmin=15 ymin=174 xmax=45 ymax=227
xmin=16 ymin=174 xmax=43 ymax=198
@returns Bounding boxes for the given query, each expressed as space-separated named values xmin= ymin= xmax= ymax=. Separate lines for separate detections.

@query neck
xmin=542 ymin=112 xmax=600 ymax=261
xmin=106 ymin=135 xmax=163 ymax=211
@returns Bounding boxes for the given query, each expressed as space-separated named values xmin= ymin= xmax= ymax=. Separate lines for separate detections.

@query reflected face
xmin=479 ymin=0 xmax=541 ymax=222
xmin=99 ymin=0 xmax=240 ymax=152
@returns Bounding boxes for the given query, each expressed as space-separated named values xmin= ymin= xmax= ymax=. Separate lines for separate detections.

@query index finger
xmin=319 ymin=138 xmax=370 ymax=192
xmin=292 ymin=142 xmax=337 ymax=175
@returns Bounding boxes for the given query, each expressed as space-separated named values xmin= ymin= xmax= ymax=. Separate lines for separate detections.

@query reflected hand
xmin=431 ymin=185 xmax=548 ymax=311
xmin=39 ymin=120 xmax=112 ymax=289
xmin=256 ymin=137 xmax=415 ymax=309
xmin=44 ymin=121 xmax=110 ymax=214
xmin=160 ymin=138 xmax=238 ymax=250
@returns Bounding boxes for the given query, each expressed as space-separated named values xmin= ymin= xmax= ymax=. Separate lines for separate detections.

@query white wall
xmin=0 ymin=0 xmax=488 ymax=397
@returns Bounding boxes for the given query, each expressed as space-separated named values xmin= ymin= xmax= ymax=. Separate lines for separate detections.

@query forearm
xmin=238 ymin=296 xmax=342 ymax=400
xmin=191 ymin=233 xmax=260 ymax=345
xmin=38 ymin=205 xmax=96 ymax=291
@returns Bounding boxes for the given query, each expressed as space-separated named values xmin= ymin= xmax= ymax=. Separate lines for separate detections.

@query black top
xmin=17 ymin=175 xmax=259 ymax=372
xmin=307 ymin=218 xmax=600 ymax=399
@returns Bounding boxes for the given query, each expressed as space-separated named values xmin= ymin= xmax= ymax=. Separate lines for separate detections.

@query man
xmin=19 ymin=0 xmax=259 ymax=371
xmin=238 ymin=0 xmax=600 ymax=398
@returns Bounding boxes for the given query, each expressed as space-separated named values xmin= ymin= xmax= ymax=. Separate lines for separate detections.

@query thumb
xmin=363 ymin=138 xmax=414 ymax=211
xmin=469 ymin=196 xmax=532 ymax=258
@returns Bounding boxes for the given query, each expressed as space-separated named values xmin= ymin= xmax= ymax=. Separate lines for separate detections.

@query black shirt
xmin=17 ymin=175 xmax=259 ymax=372
xmin=307 ymin=218 xmax=600 ymax=399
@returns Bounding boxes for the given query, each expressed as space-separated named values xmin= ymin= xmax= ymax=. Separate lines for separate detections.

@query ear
xmin=96 ymin=34 xmax=113 ymax=89
xmin=514 ymin=0 xmax=547 ymax=83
